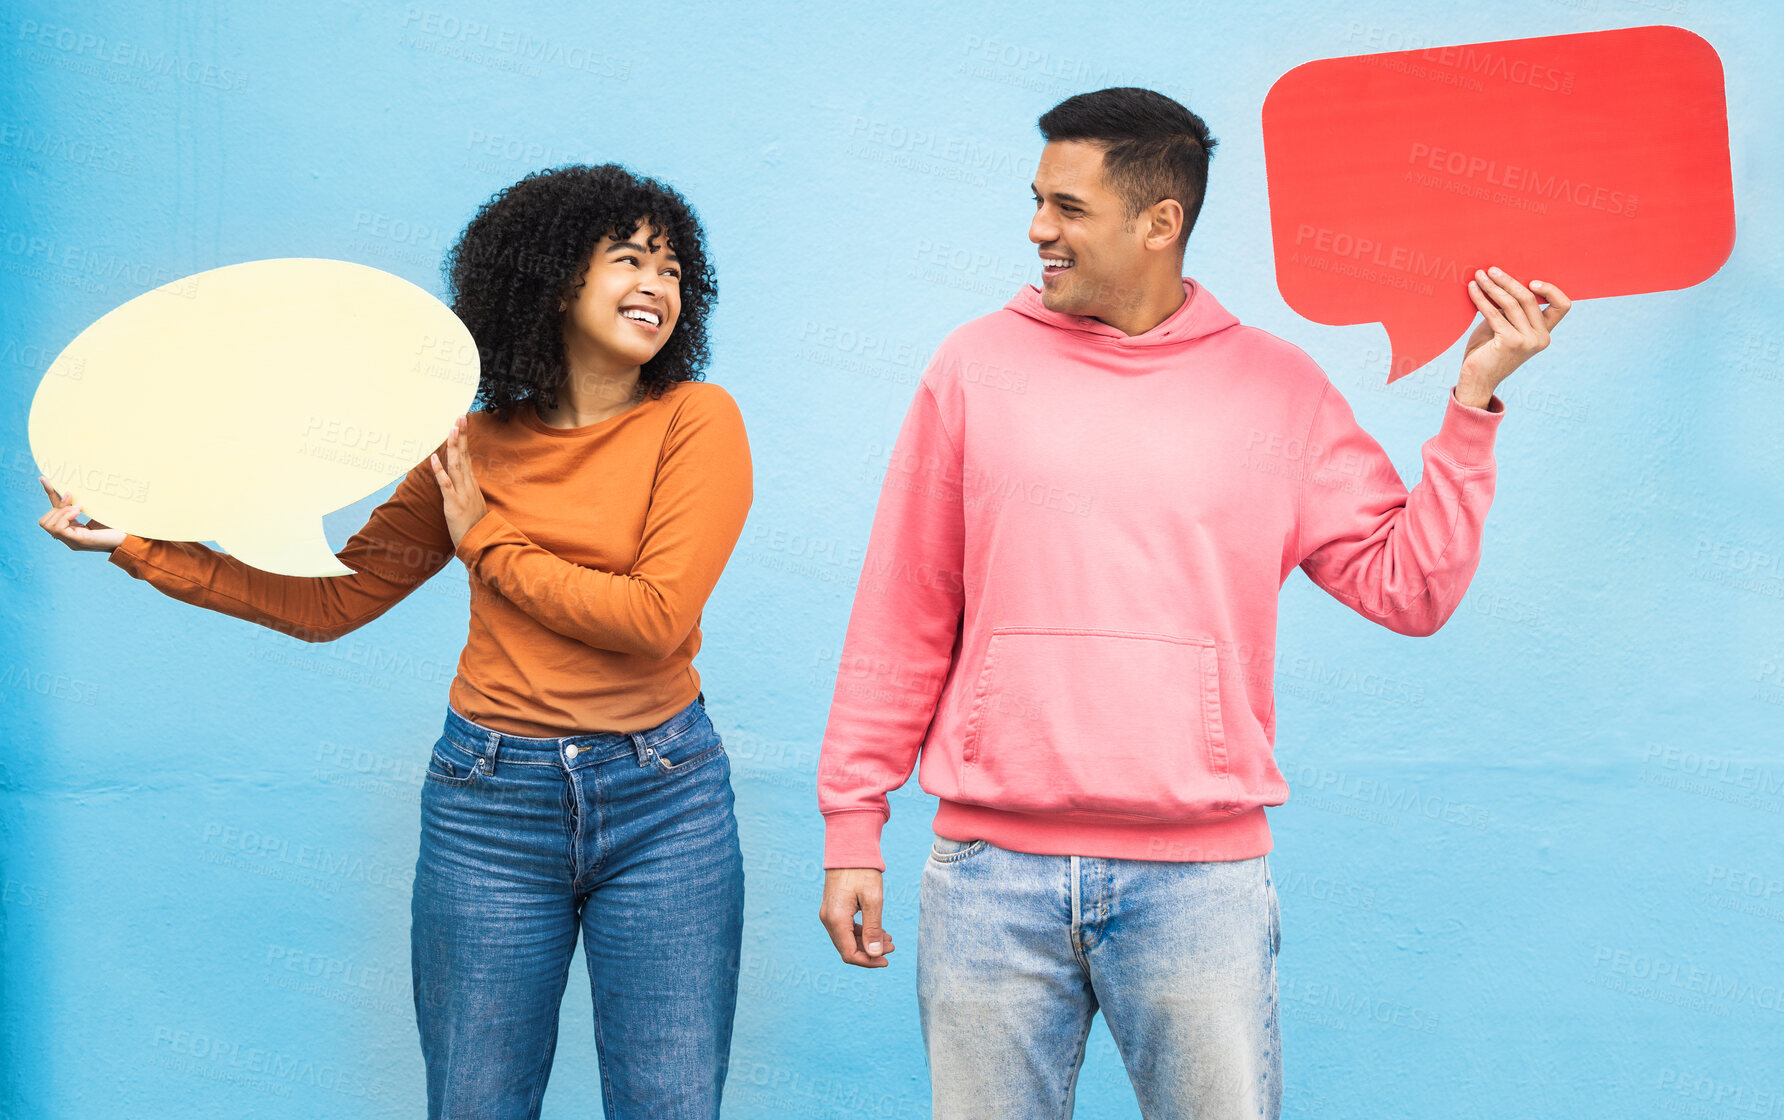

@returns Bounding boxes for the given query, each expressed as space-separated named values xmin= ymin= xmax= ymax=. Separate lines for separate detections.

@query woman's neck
xmin=536 ymin=360 xmax=644 ymax=428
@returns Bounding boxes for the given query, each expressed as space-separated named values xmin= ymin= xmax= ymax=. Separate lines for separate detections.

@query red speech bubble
xmin=1263 ymin=25 xmax=1734 ymax=382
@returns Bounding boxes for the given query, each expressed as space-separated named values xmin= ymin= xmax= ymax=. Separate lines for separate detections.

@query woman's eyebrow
xmin=606 ymin=240 xmax=681 ymax=261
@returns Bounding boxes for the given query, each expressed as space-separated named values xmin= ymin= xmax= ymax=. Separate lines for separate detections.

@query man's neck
xmin=1089 ymin=274 xmax=1188 ymax=337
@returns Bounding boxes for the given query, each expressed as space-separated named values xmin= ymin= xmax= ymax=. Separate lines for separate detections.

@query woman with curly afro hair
xmin=43 ymin=163 xmax=755 ymax=1118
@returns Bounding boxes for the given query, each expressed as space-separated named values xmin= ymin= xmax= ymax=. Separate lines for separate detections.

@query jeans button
xmin=565 ymin=744 xmax=582 ymax=760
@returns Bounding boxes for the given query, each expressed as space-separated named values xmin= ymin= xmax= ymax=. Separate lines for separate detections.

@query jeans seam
xmin=592 ymin=954 xmax=616 ymax=1120
xmin=1084 ymin=859 xmax=1112 ymax=952
xmin=454 ymin=756 xmax=557 ymax=767
xmin=1061 ymin=1013 xmax=1094 ymax=1115
xmin=563 ymin=771 xmax=584 ymax=889
xmin=525 ymin=989 xmax=561 ymax=1120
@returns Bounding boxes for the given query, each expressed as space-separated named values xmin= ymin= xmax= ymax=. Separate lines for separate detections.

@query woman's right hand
xmin=39 ymin=477 xmax=127 ymax=553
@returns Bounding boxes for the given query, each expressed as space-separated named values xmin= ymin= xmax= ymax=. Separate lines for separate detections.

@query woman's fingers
xmin=40 ymin=499 xmax=83 ymax=544
xmin=451 ymin=415 xmax=473 ymax=487
xmin=429 ymin=451 xmax=454 ymax=499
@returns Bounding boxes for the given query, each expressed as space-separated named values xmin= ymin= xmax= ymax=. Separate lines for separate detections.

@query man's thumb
xmin=861 ymin=896 xmax=886 ymax=955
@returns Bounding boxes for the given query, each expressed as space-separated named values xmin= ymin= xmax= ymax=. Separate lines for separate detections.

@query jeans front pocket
xmin=928 ymin=835 xmax=989 ymax=864
xmin=646 ymin=712 xmax=726 ymax=777
xmin=960 ymin=626 xmax=1246 ymax=820
xmin=424 ymin=735 xmax=484 ymax=786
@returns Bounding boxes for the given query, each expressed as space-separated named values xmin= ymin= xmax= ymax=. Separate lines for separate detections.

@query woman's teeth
xmin=621 ymin=310 xmax=660 ymax=326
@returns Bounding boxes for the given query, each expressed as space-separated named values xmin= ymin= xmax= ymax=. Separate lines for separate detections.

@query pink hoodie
xmin=817 ymin=277 xmax=1505 ymax=869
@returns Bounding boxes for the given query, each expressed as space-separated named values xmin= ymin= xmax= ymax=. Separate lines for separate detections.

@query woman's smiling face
xmin=561 ymin=218 xmax=683 ymax=368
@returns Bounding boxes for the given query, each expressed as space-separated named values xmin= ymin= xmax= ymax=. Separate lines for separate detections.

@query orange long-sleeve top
xmin=106 ymin=380 xmax=753 ymax=736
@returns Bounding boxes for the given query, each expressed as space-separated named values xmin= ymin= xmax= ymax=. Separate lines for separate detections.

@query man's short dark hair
xmin=1037 ymin=87 xmax=1218 ymax=250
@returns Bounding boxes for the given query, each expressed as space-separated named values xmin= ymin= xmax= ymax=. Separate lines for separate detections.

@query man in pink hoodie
xmin=816 ymin=87 xmax=1569 ymax=1118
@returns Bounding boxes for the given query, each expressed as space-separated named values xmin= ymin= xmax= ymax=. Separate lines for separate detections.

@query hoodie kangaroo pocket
xmin=960 ymin=627 xmax=1246 ymax=820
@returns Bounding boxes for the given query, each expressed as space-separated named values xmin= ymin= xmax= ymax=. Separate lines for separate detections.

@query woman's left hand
xmin=431 ymin=414 xmax=488 ymax=547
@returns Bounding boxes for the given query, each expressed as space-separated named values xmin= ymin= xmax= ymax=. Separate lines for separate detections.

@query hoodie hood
xmin=1004 ymin=276 xmax=1240 ymax=349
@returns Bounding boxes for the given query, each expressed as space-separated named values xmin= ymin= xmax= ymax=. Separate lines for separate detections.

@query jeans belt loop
xmin=630 ymin=730 xmax=652 ymax=767
xmin=481 ymin=730 xmax=500 ymax=775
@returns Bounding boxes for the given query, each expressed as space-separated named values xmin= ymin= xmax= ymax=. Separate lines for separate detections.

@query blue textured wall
xmin=4 ymin=2 xmax=1780 ymax=1117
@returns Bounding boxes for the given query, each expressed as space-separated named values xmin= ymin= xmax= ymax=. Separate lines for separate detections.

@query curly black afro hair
xmin=445 ymin=163 xmax=716 ymax=423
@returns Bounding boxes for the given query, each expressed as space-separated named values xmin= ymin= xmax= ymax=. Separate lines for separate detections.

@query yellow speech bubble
xmin=29 ymin=258 xmax=479 ymax=576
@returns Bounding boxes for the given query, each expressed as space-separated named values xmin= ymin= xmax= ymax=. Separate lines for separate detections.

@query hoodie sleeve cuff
xmin=1432 ymin=386 xmax=1506 ymax=469
xmin=822 ymin=810 xmax=888 ymax=871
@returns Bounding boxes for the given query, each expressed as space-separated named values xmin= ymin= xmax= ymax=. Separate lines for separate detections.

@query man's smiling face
xmin=1029 ymin=139 xmax=1147 ymax=319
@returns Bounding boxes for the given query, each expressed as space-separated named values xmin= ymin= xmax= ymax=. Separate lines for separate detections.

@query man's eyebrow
xmin=606 ymin=240 xmax=681 ymax=261
xmin=1029 ymin=183 xmax=1088 ymax=205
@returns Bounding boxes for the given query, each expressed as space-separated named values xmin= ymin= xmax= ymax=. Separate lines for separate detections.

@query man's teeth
xmin=1043 ymin=259 xmax=1074 ymax=270
xmin=621 ymin=309 xmax=661 ymax=326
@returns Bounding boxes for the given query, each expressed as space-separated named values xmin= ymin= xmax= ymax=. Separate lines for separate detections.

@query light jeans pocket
xmin=928 ymin=834 xmax=989 ymax=864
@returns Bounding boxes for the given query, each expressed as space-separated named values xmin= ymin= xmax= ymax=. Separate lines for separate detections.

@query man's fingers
xmin=859 ymin=890 xmax=888 ymax=956
xmin=819 ymin=897 xmax=868 ymax=966
xmin=1531 ymin=280 xmax=1572 ymax=329
xmin=1494 ymin=268 xmax=1547 ymax=338
xmin=849 ymin=920 xmax=892 ymax=970
xmin=1475 ymin=269 xmax=1533 ymax=336
xmin=1468 ymin=280 xmax=1512 ymax=337
xmin=860 ymin=921 xmax=895 ymax=958
xmin=1479 ymin=271 xmax=1531 ymax=336
xmin=820 ymin=879 xmax=896 ymax=968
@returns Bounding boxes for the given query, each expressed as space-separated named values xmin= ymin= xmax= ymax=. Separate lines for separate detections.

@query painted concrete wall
xmin=4 ymin=1 xmax=1779 ymax=1116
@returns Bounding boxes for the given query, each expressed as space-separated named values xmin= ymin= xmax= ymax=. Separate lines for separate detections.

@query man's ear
xmin=1145 ymin=198 xmax=1185 ymax=251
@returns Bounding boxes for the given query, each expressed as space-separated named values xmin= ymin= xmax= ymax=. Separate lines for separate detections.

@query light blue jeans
xmin=410 ymin=695 xmax=744 ymax=1120
xmin=917 ymin=835 xmax=1281 ymax=1119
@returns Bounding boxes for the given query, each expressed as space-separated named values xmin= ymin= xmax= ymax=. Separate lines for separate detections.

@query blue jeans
xmin=917 ymin=836 xmax=1281 ymax=1119
xmin=411 ymin=695 xmax=744 ymax=1120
